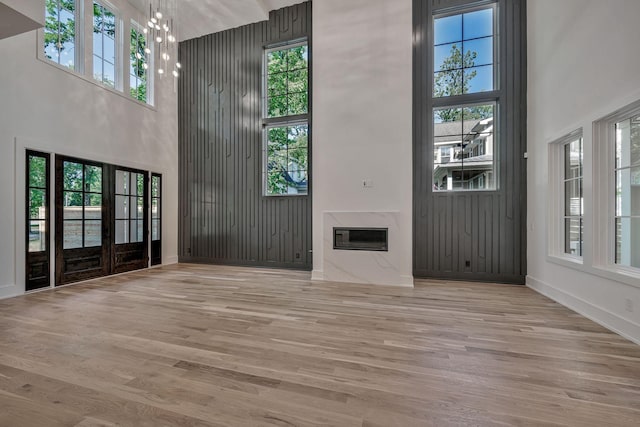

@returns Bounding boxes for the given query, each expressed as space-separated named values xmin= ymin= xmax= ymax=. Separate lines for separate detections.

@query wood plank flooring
xmin=0 ymin=263 xmax=639 ymax=426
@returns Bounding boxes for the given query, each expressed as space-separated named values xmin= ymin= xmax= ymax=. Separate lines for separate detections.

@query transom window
xmin=93 ymin=1 xmax=117 ymax=88
xmin=263 ymin=41 xmax=309 ymax=196
xmin=44 ymin=0 xmax=77 ymax=69
xmin=615 ymin=115 xmax=640 ymax=268
xmin=130 ymin=21 xmax=151 ymax=103
xmin=431 ymin=3 xmax=498 ymax=192
xmin=41 ymin=1 xmax=155 ymax=105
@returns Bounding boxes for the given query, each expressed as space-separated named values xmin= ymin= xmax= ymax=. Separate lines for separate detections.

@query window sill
xmin=591 ymin=265 xmax=640 ymax=289
xmin=547 ymin=253 xmax=584 ymax=270
xmin=547 ymin=253 xmax=640 ymax=289
xmin=264 ymin=193 xmax=309 ymax=198
xmin=37 ymin=56 xmax=156 ymax=112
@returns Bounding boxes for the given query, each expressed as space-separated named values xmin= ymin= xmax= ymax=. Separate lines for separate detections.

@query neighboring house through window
xmin=548 ymin=130 xmax=584 ymax=260
xmin=614 ymin=114 xmax=640 ymax=268
xmin=432 ymin=5 xmax=498 ymax=192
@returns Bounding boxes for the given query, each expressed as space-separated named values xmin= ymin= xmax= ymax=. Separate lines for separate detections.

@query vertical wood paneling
xmin=413 ymin=0 xmax=527 ymax=284
xmin=178 ymin=2 xmax=312 ymax=270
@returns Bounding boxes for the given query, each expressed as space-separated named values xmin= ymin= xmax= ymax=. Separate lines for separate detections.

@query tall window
xmin=130 ymin=21 xmax=151 ymax=103
xmin=44 ymin=0 xmax=77 ymax=69
xmin=28 ymin=154 xmax=50 ymax=253
xmin=62 ymin=161 xmax=103 ymax=249
xmin=563 ymin=136 xmax=584 ymax=256
xmin=432 ymin=5 xmax=497 ymax=191
xmin=151 ymin=174 xmax=161 ymax=242
xmin=115 ymin=170 xmax=144 ymax=244
xmin=263 ymin=41 xmax=309 ymax=196
xmin=26 ymin=151 xmax=51 ymax=291
xmin=615 ymin=114 xmax=640 ymax=268
xmin=93 ymin=1 xmax=117 ymax=88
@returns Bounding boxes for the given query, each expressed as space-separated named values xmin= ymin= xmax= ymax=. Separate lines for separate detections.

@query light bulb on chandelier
xmin=146 ymin=1 xmax=182 ymax=78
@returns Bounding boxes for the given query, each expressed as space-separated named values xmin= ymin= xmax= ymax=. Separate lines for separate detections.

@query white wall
xmin=2 ymin=0 xmax=45 ymax=25
xmin=312 ymin=0 xmax=413 ymax=286
xmin=527 ymin=0 xmax=640 ymax=343
xmin=0 ymin=2 xmax=178 ymax=299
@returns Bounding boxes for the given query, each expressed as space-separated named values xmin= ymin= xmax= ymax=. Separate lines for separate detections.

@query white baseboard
xmin=311 ymin=270 xmax=324 ymax=281
xmin=0 ymin=284 xmax=20 ymax=301
xmin=527 ymin=275 xmax=640 ymax=345
xmin=165 ymin=255 xmax=179 ymax=265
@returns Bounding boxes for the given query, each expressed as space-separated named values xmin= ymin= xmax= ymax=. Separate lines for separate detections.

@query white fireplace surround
xmin=312 ymin=211 xmax=414 ymax=287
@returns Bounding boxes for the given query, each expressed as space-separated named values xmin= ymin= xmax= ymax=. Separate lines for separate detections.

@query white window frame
xmin=91 ymin=0 xmax=121 ymax=90
xmin=262 ymin=39 xmax=310 ymax=197
xmin=41 ymin=0 xmax=84 ymax=73
xmin=129 ymin=19 xmax=154 ymax=106
xmin=37 ymin=0 xmax=156 ymax=110
xmin=548 ymin=129 xmax=584 ymax=263
xmin=593 ymin=98 xmax=640 ymax=284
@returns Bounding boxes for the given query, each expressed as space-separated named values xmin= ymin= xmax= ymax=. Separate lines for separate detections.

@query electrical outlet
xmin=625 ymin=299 xmax=634 ymax=313
xmin=363 ymin=179 xmax=374 ymax=188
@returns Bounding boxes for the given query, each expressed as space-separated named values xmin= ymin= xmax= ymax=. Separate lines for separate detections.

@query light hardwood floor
xmin=0 ymin=264 xmax=639 ymax=426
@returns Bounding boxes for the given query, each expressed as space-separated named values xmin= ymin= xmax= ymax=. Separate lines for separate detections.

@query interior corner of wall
xmin=311 ymin=270 xmax=324 ymax=281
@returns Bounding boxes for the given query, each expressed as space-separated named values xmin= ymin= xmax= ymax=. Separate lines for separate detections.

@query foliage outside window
xmin=563 ymin=137 xmax=584 ymax=257
xmin=62 ymin=161 xmax=103 ymax=249
xmin=130 ymin=22 xmax=150 ymax=103
xmin=151 ymin=175 xmax=161 ymax=241
xmin=44 ymin=0 xmax=77 ymax=69
xmin=615 ymin=115 xmax=640 ymax=268
xmin=264 ymin=42 xmax=309 ymax=196
xmin=93 ymin=1 xmax=117 ymax=88
xmin=42 ymin=1 xmax=157 ymax=105
xmin=115 ymin=170 xmax=145 ymax=244
xmin=432 ymin=5 xmax=497 ymax=192
xmin=28 ymin=154 xmax=49 ymax=253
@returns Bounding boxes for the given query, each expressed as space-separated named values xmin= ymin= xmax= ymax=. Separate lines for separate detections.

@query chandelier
xmin=143 ymin=0 xmax=181 ymax=78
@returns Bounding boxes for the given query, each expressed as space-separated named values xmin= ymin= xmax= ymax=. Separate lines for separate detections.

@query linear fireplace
xmin=333 ymin=227 xmax=388 ymax=251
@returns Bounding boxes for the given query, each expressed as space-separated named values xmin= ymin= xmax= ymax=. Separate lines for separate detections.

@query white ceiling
xmin=129 ymin=0 xmax=305 ymax=42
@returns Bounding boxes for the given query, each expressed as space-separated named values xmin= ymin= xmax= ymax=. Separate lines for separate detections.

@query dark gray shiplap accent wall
xmin=178 ymin=2 xmax=312 ymax=270
xmin=413 ymin=0 xmax=527 ymax=284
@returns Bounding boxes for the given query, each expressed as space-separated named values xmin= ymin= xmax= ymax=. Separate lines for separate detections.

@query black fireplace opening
xmin=333 ymin=228 xmax=388 ymax=252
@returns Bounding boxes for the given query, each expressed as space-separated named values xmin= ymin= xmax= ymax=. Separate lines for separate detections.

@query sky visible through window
xmin=44 ymin=0 xmax=76 ymax=69
xmin=433 ymin=7 xmax=494 ymax=99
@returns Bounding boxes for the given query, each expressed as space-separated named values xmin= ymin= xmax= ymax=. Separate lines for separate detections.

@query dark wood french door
xmin=54 ymin=156 xmax=149 ymax=286
xmin=26 ymin=151 xmax=51 ymax=291
xmin=112 ymin=167 xmax=149 ymax=274
xmin=55 ymin=156 xmax=109 ymax=285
